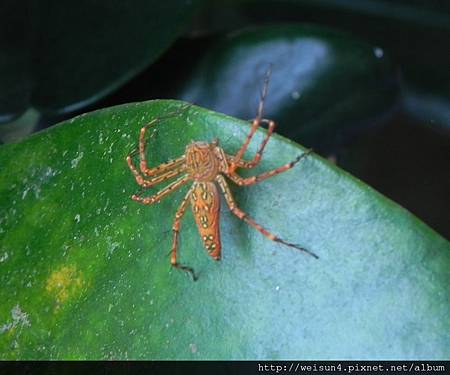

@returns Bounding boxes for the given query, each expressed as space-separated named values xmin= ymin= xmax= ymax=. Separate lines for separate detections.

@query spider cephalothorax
xmin=185 ymin=141 xmax=225 ymax=181
xmin=126 ymin=72 xmax=318 ymax=280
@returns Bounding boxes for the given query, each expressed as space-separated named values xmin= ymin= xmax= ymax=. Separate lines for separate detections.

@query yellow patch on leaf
xmin=45 ymin=265 xmax=85 ymax=309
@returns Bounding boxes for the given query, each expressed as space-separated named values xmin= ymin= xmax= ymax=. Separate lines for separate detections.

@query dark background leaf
xmin=177 ymin=24 xmax=399 ymax=152
xmin=0 ymin=0 xmax=203 ymax=122
xmin=237 ymin=0 xmax=450 ymax=128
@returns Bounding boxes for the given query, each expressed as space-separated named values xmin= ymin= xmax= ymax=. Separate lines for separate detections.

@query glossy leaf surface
xmin=0 ymin=101 xmax=448 ymax=359
xmin=179 ymin=24 xmax=399 ymax=151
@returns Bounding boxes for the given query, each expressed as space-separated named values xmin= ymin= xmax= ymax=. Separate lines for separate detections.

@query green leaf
xmin=0 ymin=0 xmax=202 ymax=122
xmin=0 ymin=100 xmax=448 ymax=359
xmin=235 ymin=2 xmax=449 ymax=127
xmin=179 ymin=24 xmax=399 ymax=151
xmin=280 ymin=0 xmax=450 ymax=97
xmin=0 ymin=1 xmax=31 ymax=123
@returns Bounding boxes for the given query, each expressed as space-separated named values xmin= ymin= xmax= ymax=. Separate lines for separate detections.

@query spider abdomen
xmin=191 ymin=182 xmax=221 ymax=260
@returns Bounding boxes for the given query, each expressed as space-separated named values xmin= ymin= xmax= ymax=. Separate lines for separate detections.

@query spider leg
xmin=231 ymin=67 xmax=272 ymax=171
xmin=126 ymin=106 xmax=189 ymax=179
xmin=132 ymin=175 xmax=190 ymax=204
xmin=227 ymin=118 xmax=276 ymax=170
xmin=127 ymin=145 xmax=185 ymax=177
xmin=171 ymin=186 xmax=198 ymax=281
xmin=129 ymin=103 xmax=192 ymax=176
xmin=256 ymin=64 xmax=272 ymax=119
xmin=215 ymin=175 xmax=318 ymax=258
xmin=227 ymin=149 xmax=312 ymax=186
xmin=128 ymin=155 xmax=185 ymax=188
xmin=126 ymin=118 xmax=183 ymax=176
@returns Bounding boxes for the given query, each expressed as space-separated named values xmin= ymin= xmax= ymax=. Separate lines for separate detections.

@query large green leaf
xmin=0 ymin=100 xmax=448 ymax=359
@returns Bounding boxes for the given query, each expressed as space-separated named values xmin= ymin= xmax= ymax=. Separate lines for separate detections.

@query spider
xmin=126 ymin=71 xmax=318 ymax=281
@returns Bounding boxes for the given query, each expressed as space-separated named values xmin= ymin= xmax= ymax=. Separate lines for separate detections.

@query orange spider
xmin=126 ymin=73 xmax=318 ymax=280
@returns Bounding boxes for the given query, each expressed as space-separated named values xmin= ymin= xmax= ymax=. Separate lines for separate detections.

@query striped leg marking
xmin=132 ymin=175 xmax=190 ymax=204
xmin=127 ymin=104 xmax=192 ymax=176
xmin=227 ymin=149 xmax=312 ymax=187
xmin=127 ymin=159 xmax=185 ymax=188
xmin=216 ymin=174 xmax=318 ymax=259
xmin=227 ymin=118 xmax=276 ymax=171
xmin=171 ymin=186 xmax=198 ymax=281
xmin=231 ymin=66 xmax=272 ymax=170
